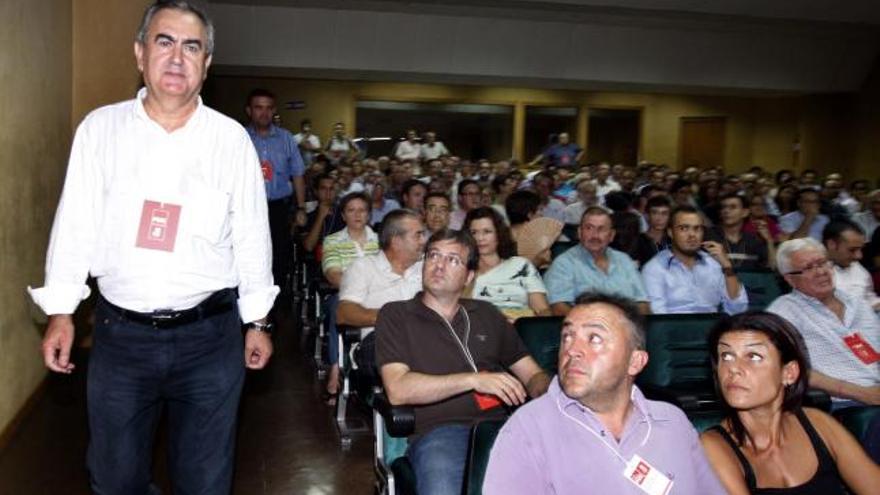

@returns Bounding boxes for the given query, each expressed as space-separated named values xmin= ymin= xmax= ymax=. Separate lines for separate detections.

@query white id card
xmin=623 ymin=454 xmax=673 ymax=495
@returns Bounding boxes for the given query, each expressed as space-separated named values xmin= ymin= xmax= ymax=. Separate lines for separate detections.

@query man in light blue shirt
xmin=245 ymin=88 xmax=306 ymax=297
xmin=642 ymin=205 xmax=748 ymax=314
xmin=778 ymin=188 xmax=829 ymax=241
xmin=545 ymin=206 xmax=648 ymax=315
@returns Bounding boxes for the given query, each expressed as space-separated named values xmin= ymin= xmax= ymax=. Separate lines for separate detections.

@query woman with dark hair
xmin=774 ymin=183 xmax=799 ymax=216
xmin=701 ymin=311 xmax=879 ymax=495
xmin=505 ymin=189 xmax=562 ymax=268
xmin=465 ymin=207 xmax=550 ymax=320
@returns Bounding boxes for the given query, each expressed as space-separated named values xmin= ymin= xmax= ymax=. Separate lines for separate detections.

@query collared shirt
xmin=292 ymin=132 xmax=321 ymax=165
xmin=419 ymin=141 xmax=449 ymax=160
xmin=593 ymin=178 xmax=622 ymax=204
xmin=778 ymin=211 xmax=830 ymax=241
xmin=641 ymin=249 xmax=748 ymax=314
xmin=394 ymin=140 xmax=421 ymax=161
xmin=543 ymin=143 xmax=582 ymax=168
xmin=834 ymin=263 xmax=880 ymax=309
xmin=544 ymin=245 xmax=648 ymax=305
xmin=28 ymin=88 xmax=277 ymax=322
xmin=541 ymin=198 xmax=567 ymax=224
xmin=321 ymin=226 xmax=379 ymax=275
xmin=371 ymin=198 xmax=401 ymax=226
xmin=768 ymin=290 xmax=880 ymax=397
xmin=483 ymin=378 xmax=726 ymax=495
xmin=338 ymin=251 xmax=423 ymax=336
xmin=853 ymin=211 xmax=880 ymax=238
xmin=246 ymin=124 xmax=304 ymax=202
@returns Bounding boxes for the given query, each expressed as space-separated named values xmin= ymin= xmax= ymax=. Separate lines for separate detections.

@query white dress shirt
xmin=339 ymin=251 xmax=423 ymax=336
xmin=394 ymin=140 xmax=422 ymax=161
xmin=28 ymin=88 xmax=278 ymax=323
xmin=834 ymin=263 xmax=880 ymax=309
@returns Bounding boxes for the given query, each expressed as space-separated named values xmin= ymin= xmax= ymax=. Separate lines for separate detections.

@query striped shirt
xmin=321 ymin=226 xmax=379 ymax=274
xmin=767 ymin=289 xmax=880 ymax=400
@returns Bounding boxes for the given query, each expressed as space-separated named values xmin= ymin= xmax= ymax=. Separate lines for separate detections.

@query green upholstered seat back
xmin=735 ymin=269 xmax=786 ymax=311
xmin=514 ymin=316 xmax=563 ymax=375
xmin=636 ymin=313 xmax=721 ymax=390
xmin=833 ymin=405 xmax=880 ymax=442
xmin=465 ymin=419 xmax=507 ymax=495
xmin=550 ymin=240 xmax=578 ymax=260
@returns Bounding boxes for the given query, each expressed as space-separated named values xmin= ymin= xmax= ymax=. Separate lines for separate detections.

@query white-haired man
xmin=767 ymin=238 xmax=880 ymax=408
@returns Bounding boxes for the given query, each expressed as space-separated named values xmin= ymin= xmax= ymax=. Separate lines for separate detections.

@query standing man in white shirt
xmin=293 ymin=118 xmax=322 ymax=165
xmin=419 ymin=130 xmax=450 ymax=161
xmin=823 ymin=219 xmax=880 ymax=311
xmin=394 ymin=128 xmax=422 ymax=162
xmin=28 ymin=2 xmax=276 ymax=493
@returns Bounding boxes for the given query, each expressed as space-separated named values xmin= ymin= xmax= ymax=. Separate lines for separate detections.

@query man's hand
xmin=244 ymin=330 xmax=273 ymax=369
xmin=701 ymin=240 xmax=731 ymax=268
xmin=754 ymin=219 xmax=773 ymax=242
xmin=42 ymin=314 xmax=75 ymax=374
xmin=471 ymin=372 xmax=527 ymax=406
xmin=295 ymin=209 xmax=307 ymax=227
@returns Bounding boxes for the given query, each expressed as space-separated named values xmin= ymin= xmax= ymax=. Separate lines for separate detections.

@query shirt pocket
xmin=185 ymin=183 xmax=231 ymax=247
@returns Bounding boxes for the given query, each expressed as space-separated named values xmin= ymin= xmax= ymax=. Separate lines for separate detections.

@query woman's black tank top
xmin=709 ymin=409 xmax=848 ymax=495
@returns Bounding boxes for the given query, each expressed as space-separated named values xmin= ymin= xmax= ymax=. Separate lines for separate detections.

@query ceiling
xmin=206 ymin=0 xmax=880 ymax=95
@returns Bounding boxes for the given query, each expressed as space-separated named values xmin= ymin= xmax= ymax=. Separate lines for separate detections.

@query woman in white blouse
xmin=464 ymin=207 xmax=551 ymax=321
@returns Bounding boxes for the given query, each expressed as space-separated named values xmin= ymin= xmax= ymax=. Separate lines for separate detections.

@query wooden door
xmin=679 ymin=117 xmax=726 ymax=170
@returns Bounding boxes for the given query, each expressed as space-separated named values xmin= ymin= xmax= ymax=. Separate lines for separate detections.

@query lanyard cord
xmin=555 ymin=392 xmax=652 ymax=466
xmin=433 ymin=306 xmax=477 ymax=373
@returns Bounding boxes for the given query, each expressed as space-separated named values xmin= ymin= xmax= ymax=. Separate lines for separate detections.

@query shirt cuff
xmin=27 ymin=283 xmax=91 ymax=315
xmin=237 ymin=285 xmax=280 ymax=323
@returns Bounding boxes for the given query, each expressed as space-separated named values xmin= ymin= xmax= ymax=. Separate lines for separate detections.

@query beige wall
xmin=72 ymin=0 xmax=150 ymax=128
xmin=0 ymin=0 xmax=72 ymax=434
xmin=206 ymin=76 xmax=878 ymax=180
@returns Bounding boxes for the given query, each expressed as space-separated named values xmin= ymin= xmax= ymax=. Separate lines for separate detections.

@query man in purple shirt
xmin=483 ymin=292 xmax=726 ymax=495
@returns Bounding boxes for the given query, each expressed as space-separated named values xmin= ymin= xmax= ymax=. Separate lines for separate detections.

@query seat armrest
xmin=374 ymin=392 xmax=415 ymax=438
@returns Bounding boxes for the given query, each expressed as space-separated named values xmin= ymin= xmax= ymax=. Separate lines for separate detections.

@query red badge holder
xmin=135 ymin=200 xmax=181 ymax=252
xmin=260 ymin=160 xmax=274 ymax=181
xmin=472 ymin=371 xmax=503 ymax=411
xmin=843 ymin=332 xmax=880 ymax=365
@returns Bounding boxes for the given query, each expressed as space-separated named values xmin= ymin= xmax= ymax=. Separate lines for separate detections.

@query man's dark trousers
xmin=86 ymin=291 xmax=244 ymax=494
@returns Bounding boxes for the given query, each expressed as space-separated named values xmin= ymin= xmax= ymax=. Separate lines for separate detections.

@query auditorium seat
xmin=735 ymin=268 xmax=787 ymax=311
xmin=514 ymin=316 xmax=563 ymax=374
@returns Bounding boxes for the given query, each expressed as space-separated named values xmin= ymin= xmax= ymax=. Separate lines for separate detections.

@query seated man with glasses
xmin=641 ymin=205 xmax=749 ymax=314
xmin=768 ymin=237 xmax=880 ymax=409
xmin=376 ymin=229 xmax=550 ymax=495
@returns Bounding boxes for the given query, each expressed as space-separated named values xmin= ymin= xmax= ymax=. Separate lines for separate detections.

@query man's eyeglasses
xmin=786 ymin=259 xmax=832 ymax=276
xmin=426 ymin=250 xmax=465 ymax=268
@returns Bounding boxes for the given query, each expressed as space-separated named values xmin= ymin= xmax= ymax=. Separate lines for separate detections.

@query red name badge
xmin=843 ymin=332 xmax=880 ymax=365
xmin=260 ymin=160 xmax=274 ymax=181
xmin=472 ymin=371 xmax=503 ymax=411
xmin=135 ymin=200 xmax=181 ymax=252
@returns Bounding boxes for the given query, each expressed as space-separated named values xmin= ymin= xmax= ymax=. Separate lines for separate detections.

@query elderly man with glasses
xmin=768 ymin=238 xmax=880 ymax=409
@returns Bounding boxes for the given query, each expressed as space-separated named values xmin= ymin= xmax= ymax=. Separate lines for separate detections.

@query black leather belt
xmin=103 ymin=289 xmax=236 ymax=329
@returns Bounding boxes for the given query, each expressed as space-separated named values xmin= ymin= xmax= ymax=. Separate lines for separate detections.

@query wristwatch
xmin=247 ymin=321 xmax=274 ymax=334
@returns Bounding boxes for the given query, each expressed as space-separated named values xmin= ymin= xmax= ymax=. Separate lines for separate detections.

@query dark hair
xmin=506 ymin=190 xmax=541 ymax=225
xmin=639 ymin=184 xmax=660 ymax=199
xmin=795 ymin=187 xmax=820 ymax=201
xmin=137 ymin=1 xmax=214 ymax=55
xmin=339 ymin=192 xmax=371 ymax=216
xmin=300 ymin=119 xmax=312 ymax=127
xmin=401 ymin=179 xmax=427 ymax=199
xmin=670 ymin=179 xmax=693 ymax=194
xmin=312 ymin=172 xmax=334 ymax=191
xmin=719 ymin=192 xmax=747 ymax=209
xmin=458 ymin=179 xmax=480 ymax=195
xmin=463 ymin=207 xmax=517 ymax=259
xmin=491 ymin=174 xmax=510 ymax=194
xmin=573 ymin=292 xmax=646 ymax=350
xmin=246 ymin=88 xmax=275 ymax=106
xmin=379 ymin=209 xmax=423 ymax=250
xmin=425 ymin=229 xmax=479 ymax=271
xmin=611 ymin=212 xmax=641 ymax=259
xmin=580 ymin=206 xmax=613 ymax=225
xmin=822 ymin=219 xmax=865 ymax=243
xmin=669 ymin=205 xmax=701 ymax=227
xmin=708 ymin=311 xmax=811 ymax=446
xmin=775 ymin=169 xmax=794 ymax=185
xmin=424 ymin=191 xmax=451 ymax=206
xmin=645 ymin=195 xmax=672 ymax=211
xmin=604 ymin=191 xmax=633 ymax=213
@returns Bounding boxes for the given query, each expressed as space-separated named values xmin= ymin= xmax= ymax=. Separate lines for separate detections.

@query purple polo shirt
xmin=483 ymin=378 xmax=725 ymax=494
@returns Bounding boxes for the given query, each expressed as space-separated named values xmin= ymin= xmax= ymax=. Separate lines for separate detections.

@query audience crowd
xmin=260 ymin=99 xmax=880 ymax=493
